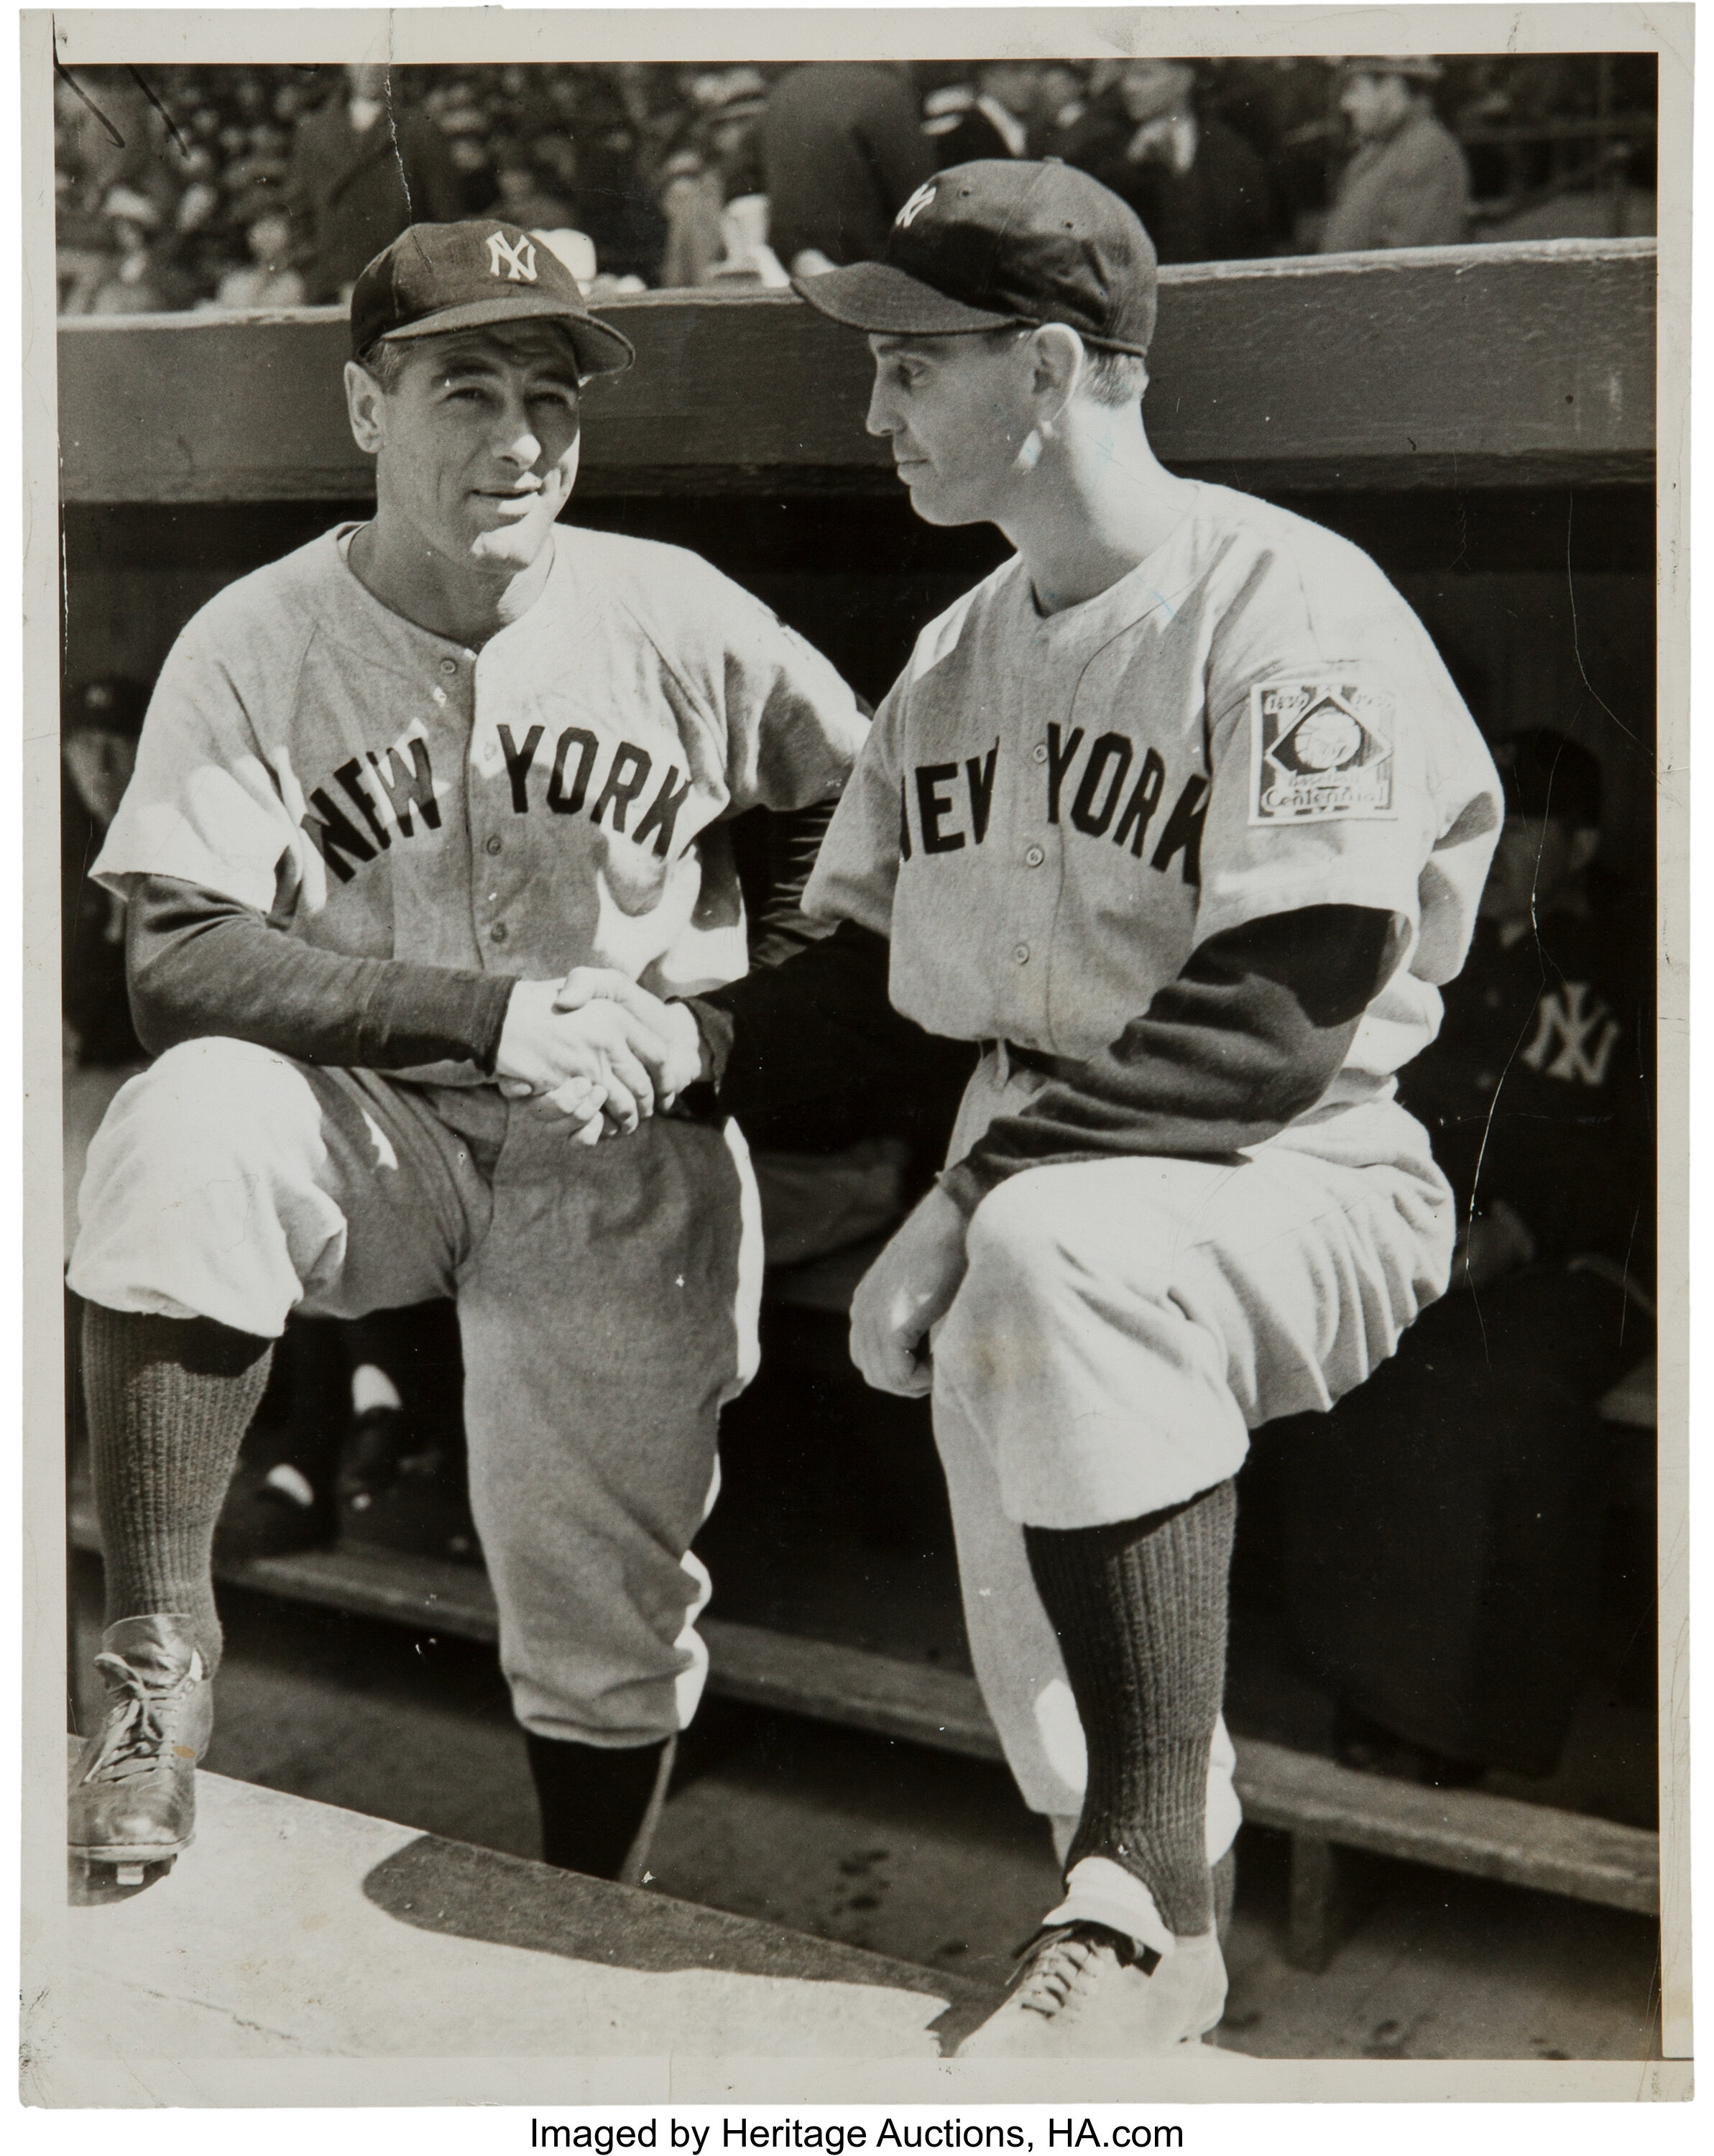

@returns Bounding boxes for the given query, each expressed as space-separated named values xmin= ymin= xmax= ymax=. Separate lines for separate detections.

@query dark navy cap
xmin=350 ymin=220 xmax=634 ymax=378
xmin=793 ymin=160 xmax=1158 ymax=358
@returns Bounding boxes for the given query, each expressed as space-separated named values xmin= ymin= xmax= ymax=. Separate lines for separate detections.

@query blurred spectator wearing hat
xmin=1266 ymin=729 xmax=1654 ymax=1786
xmin=1073 ymin=57 xmax=1277 ymax=263
xmin=922 ymin=60 xmax=1041 ymax=169
xmin=489 ymin=141 xmax=576 ymax=234
xmin=1319 ymin=56 xmax=1471 ymax=252
xmin=203 ymin=189 xmax=306 ymax=310
xmin=285 ymin=63 xmax=461 ymax=303
xmin=84 ymin=187 xmax=177 ymax=315
xmin=657 ymin=70 xmax=778 ymax=288
xmin=1028 ymin=62 xmax=1092 ymax=160
xmin=762 ymin=62 xmax=932 ymax=280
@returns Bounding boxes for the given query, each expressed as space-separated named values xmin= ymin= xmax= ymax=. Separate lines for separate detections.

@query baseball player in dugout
xmin=67 ymin=221 xmax=869 ymax=1889
xmin=612 ymin=161 xmax=1504 ymax=2055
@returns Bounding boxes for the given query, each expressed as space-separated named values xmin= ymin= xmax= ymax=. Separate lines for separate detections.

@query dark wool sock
xmin=526 ymin=1733 xmax=673 ymax=1880
xmin=83 ymin=1305 xmax=274 ymax=1678
xmin=1024 ymin=1478 xmax=1237 ymax=1939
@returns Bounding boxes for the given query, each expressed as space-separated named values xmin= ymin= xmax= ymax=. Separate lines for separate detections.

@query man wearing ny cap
xmin=66 ymin=219 xmax=867 ymax=1886
xmin=640 ymin=160 xmax=1501 ymax=2050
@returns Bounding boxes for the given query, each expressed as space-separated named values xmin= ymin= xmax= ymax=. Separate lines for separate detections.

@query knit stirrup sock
xmin=526 ymin=1733 xmax=674 ymax=1881
xmin=1024 ymin=1478 xmax=1238 ymax=1939
xmin=82 ymin=1305 xmax=275 ymax=1679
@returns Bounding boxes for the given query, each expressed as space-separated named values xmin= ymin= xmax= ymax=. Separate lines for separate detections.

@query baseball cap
xmin=793 ymin=160 xmax=1158 ymax=358
xmin=350 ymin=219 xmax=635 ymax=378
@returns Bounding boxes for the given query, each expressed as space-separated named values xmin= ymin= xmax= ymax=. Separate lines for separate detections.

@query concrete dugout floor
xmin=68 ymin=1554 xmax=1663 ymax=2064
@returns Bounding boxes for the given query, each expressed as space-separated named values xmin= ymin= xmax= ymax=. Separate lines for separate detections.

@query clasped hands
xmin=496 ymin=964 xmax=972 ymax=1398
xmin=494 ymin=967 xmax=704 ymax=1147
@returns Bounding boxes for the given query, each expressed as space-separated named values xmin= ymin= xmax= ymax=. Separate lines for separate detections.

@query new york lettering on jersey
xmin=806 ymin=488 xmax=1502 ymax=1071
xmin=899 ymin=722 xmax=1210 ymax=884
xmin=292 ymin=708 xmax=701 ymax=885
xmin=97 ymin=520 xmax=867 ymax=1008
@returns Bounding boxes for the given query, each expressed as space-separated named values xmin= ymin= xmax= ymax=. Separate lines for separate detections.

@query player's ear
xmin=1028 ymin=324 xmax=1083 ymax=416
xmin=344 ymin=360 xmax=387 ymax=455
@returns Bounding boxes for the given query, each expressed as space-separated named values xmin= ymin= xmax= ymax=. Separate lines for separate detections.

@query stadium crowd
xmin=55 ymin=52 xmax=1657 ymax=315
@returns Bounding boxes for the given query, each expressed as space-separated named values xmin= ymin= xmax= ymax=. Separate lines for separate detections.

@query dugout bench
xmin=57 ymin=238 xmax=1662 ymax=1970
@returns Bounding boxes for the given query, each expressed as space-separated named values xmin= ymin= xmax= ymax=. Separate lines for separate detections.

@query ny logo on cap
xmin=486 ymin=231 xmax=538 ymax=282
xmin=896 ymin=182 xmax=937 ymax=229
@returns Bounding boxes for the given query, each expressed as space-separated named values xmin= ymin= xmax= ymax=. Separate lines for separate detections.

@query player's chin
xmin=468 ymin=508 xmax=558 ymax=567
xmin=897 ymin=471 xmax=978 ymax=529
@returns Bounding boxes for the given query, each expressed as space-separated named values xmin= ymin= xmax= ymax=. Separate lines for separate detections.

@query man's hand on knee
xmin=849 ymin=1185 xmax=970 ymax=1397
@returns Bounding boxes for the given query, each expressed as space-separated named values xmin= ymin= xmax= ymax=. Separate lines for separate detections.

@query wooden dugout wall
xmin=58 ymin=236 xmax=1662 ymax=1960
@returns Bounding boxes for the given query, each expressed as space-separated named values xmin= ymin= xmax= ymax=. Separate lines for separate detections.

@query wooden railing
xmin=58 ymin=238 xmax=1656 ymax=503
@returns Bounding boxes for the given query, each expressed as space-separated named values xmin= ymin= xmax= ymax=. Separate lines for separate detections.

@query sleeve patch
xmin=1248 ymin=676 xmax=1397 ymax=824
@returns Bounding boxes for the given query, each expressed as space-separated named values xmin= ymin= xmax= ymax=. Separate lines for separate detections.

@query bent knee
xmin=966 ymin=1165 xmax=1174 ymax=1302
xmin=79 ymin=1038 xmax=330 ymax=1230
xmin=71 ymin=1039 xmax=338 ymax=1334
xmin=96 ymin=1038 xmax=320 ymax=1166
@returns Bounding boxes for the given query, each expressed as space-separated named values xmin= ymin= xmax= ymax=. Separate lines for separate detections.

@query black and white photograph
xmin=19 ymin=2 xmax=1691 ymax=2113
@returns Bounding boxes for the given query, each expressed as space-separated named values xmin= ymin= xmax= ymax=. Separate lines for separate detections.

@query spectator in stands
xmin=438 ymin=87 xmax=502 ymax=216
xmin=1028 ymin=62 xmax=1092 ymax=160
xmin=1269 ymin=732 xmax=1653 ymax=1784
xmin=1203 ymin=56 xmax=1342 ymax=250
xmin=548 ymin=75 xmax=666 ymax=286
xmin=923 ymin=60 xmax=1039 ymax=167
xmin=655 ymin=73 xmax=770 ymax=288
xmin=55 ymin=67 xmax=180 ymax=233
xmin=285 ymin=63 xmax=462 ymax=303
xmin=490 ymin=143 xmax=576 ymax=234
xmin=204 ymin=193 xmax=306 ymax=310
xmin=85 ymin=190 xmax=175 ymax=315
xmin=762 ymin=61 xmax=933 ymax=278
xmin=1074 ymin=57 xmax=1276 ymax=262
xmin=1319 ymin=56 xmax=1471 ymax=252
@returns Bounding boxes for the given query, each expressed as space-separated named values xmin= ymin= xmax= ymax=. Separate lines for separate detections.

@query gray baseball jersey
xmin=804 ymin=481 xmax=1501 ymax=1118
xmin=94 ymin=522 xmax=868 ymax=1080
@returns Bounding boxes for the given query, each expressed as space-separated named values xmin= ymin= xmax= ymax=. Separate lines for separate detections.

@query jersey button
xmin=490 ymin=921 xmax=509 ymax=944
xmin=485 ymin=834 xmax=502 ymax=855
xmin=1013 ymin=943 xmax=1030 ymax=964
xmin=439 ymin=658 xmax=458 ymax=675
xmin=1032 ymin=743 xmax=1049 ymax=763
xmin=1025 ymin=845 xmax=1045 ymax=867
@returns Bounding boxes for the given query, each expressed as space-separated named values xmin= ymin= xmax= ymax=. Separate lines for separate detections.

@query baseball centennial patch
xmin=1248 ymin=676 xmax=1396 ymax=824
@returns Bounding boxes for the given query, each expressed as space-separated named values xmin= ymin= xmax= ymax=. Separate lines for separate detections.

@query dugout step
xmin=47 ymin=1739 xmax=1005 ymax=2100
xmin=66 ymin=1495 xmax=1662 ymax=1950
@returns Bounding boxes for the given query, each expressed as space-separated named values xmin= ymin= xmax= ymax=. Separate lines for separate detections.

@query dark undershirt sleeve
xmin=747 ymin=798 xmax=841 ymax=971
xmin=939 ymin=905 xmax=1396 ymax=1214
xmin=681 ymin=916 xmax=916 ymax=1119
xmin=124 ymin=874 xmax=517 ymax=1073
xmin=683 ymin=903 xmax=1396 ymax=1193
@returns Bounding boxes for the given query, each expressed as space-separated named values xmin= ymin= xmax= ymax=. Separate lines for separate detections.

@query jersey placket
xmin=1007 ymin=626 xmax=1063 ymax=1051
xmin=417 ymin=641 xmax=488 ymax=970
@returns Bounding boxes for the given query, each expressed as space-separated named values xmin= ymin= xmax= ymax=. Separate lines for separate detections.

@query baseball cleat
xmin=69 ymin=1615 xmax=213 ymax=1877
xmin=956 ymin=1921 xmax=1227 ymax=2058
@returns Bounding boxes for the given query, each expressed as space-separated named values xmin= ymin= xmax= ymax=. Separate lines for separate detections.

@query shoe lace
xmin=1009 ymin=1922 xmax=1135 ymax=2020
xmin=82 ymin=1654 xmax=188 ymax=1783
